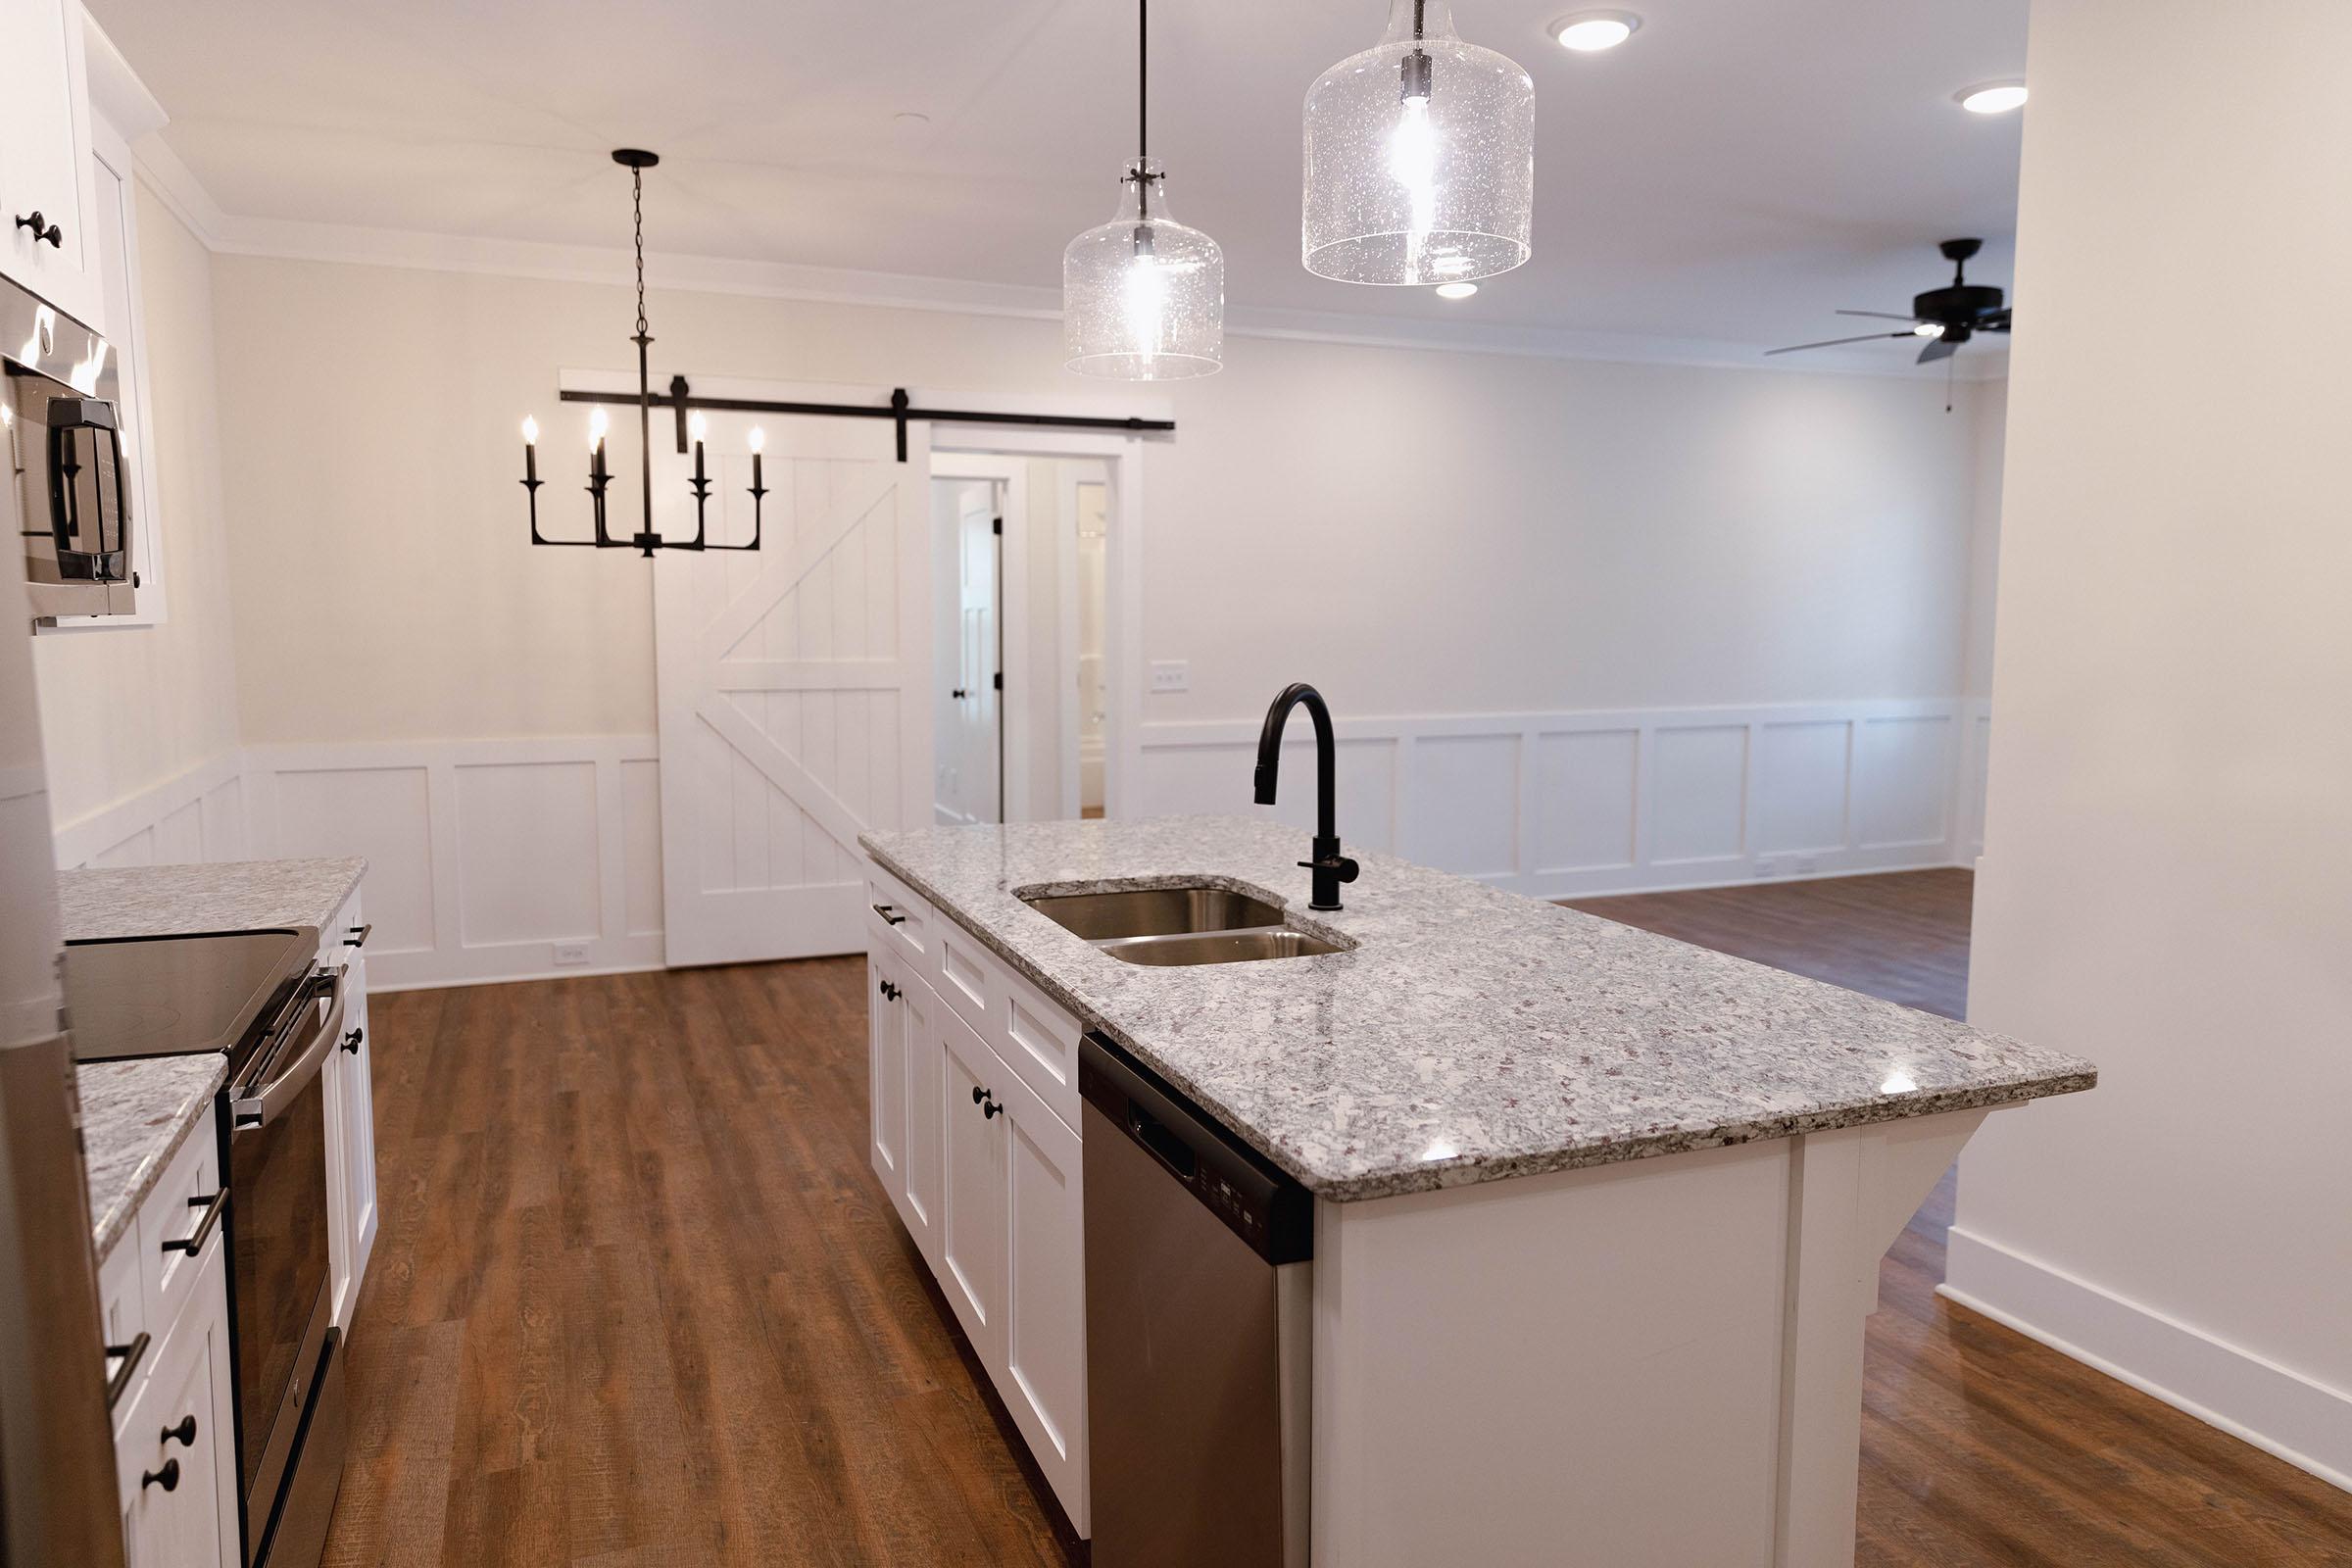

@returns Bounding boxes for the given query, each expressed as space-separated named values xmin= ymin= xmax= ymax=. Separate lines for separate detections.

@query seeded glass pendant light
xmin=1302 ymin=0 xmax=1535 ymax=286
xmin=1063 ymin=0 xmax=1224 ymax=378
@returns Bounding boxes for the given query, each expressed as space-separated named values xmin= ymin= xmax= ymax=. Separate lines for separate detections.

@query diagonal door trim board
xmin=697 ymin=694 xmax=867 ymax=859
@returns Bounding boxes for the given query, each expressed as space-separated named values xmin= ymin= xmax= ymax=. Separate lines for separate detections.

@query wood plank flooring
xmin=1571 ymin=872 xmax=2352 ymax=1566
xmin=321 ymin=871 xmax=2351 ymax=1566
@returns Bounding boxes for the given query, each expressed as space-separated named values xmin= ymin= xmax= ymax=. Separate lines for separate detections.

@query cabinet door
xmin=0 ymin=0 xmax=104 ymax=326
xmin=334 ymin=946 xmax=377 ymax=1329
xmin=894 ymin=972 xmax=944 ymax=1268
xmin=117 ymin=1262 xmax=234 ymax=1568
xmin=995 ymin=1064 xmax=1090 ymax=1534
xmin=936 ymin=1008 xmax=1008 ymax=1366
xmin=868 ymin=948 xmax=908 ymax=1191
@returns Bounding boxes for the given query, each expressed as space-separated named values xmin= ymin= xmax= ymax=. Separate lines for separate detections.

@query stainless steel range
xmin=68 ymin=929 xmax=353 ymax=1568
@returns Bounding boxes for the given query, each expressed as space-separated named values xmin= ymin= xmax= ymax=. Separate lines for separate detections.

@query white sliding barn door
xmin=654 ymin=406 xmax=931 ymax=965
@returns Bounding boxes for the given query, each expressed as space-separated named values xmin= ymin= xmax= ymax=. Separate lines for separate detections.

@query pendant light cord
xmin=1134 ymin=0 xmax=1152 ymax=220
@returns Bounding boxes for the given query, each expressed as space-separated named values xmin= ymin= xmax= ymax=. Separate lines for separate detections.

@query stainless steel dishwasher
xmin=1080 ymin=1032 xmax=1314 ymax=1568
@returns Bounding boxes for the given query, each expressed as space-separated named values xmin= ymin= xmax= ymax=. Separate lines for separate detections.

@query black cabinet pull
xmin=164 ymin=1187 xmax=229 ymax=1256
xmin=14 ymin=212 xmax=64 ymax=248
xmin=104 ymin=1333 xmax=150 ymax=1411
xmin=141 ymin=1458 xmax=179 ymax=1494
xmin=344 ymin=922 xmax=372 ymax=948
xmin=876 ymin=979 xmax=900 ymax=1002
xmin=972 ymin=1085 xmax=1003 ymax=1118
xmin=870 ymin=902 xmax=906 ymax=927
xmin=343 ymin=1027 xmax=363 ymax=1054
xmin=162 ymin=1414 xmax=197 ymax=1448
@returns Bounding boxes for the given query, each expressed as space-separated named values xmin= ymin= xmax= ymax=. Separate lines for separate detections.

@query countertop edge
xmin=860 ymin=832 xmax=2098 ymax=1202
xmin=87 ymin=1056 xmax=228 ymax=1264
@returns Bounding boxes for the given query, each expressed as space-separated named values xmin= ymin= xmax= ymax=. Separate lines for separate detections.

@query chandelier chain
xmin=631 ymin=167 xmax=648 ymax=339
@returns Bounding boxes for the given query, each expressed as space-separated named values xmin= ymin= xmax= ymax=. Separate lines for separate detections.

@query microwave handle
xmin=231 ymin=969 xmax=348 ymax=1131
xmin=46 ymin=400 xmax=130 ymax=575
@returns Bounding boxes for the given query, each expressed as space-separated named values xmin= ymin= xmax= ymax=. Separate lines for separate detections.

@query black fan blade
xmin=1836 ymin=310 xmax=1923 ymax=322
xmin=1765 ymin=330 xmax=1915 ymax=357
xmin=1917 ymin=334 xmax=1960 ymax=364
xmin=1980 ymin=308 xmax=2012 ymax=332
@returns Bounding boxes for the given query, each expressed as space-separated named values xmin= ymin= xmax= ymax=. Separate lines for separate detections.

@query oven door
xmin=227 ymin=968 xmax=347 ymax=1565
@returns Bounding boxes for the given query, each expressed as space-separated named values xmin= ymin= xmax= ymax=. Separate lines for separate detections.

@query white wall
xmin=42 ymin=246 xmax=2001 ymax=984
xmin=1946 ymin=0 xmax=2352 ymax=1490
xmin=35 ymin=181 xmax=245 ymax=864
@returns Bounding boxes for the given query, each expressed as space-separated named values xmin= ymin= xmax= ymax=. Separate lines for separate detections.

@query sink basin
xmin=1022 ymin=884 xmax=1282 ymax=942
xmin=1092 ymin=928 xmax=1346 ymax=966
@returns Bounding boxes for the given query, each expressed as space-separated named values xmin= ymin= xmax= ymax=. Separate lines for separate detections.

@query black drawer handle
xmin=343 ymin=1027 xmax=363 ymax=1054
xmin=14 ymin=211 xmax=63 ymax=248
xmin=877 ymin=978 xmax=900 ymax=1001
xmin=972 ymin=1085 xmax=1003 ymax=1119
xmin=870 ymin=902 xmax=907 ymax=927
xmin=104 ymin=1332 xmax=150 ymax=1410
xmin=164 ymin=1187 xmax=229 ymax=1256
xmin=344 ymin=922 xmax=372 ymax=949
xmin=141 ymin=1458 xmax=179 ymax=1494
xmin=162 ymin=1414 xmax=197 ymax=1448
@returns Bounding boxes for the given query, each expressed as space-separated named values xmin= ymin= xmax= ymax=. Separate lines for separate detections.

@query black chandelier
xmin=519 ymin=149 xmax=762 ymax=557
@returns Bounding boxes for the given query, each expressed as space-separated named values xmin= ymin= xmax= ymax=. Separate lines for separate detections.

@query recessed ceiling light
xmin=1435 ymin=281 xmax=1479 ymax=300
xmin=1552 ymin=10 xmax=1640 ymax=51
xmin=1956 ymin=80 xmax=2028 ymax=115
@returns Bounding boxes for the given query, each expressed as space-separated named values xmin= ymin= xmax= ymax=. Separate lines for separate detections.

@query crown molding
xmin=118 ymin=147 xmax=2006 ymax=382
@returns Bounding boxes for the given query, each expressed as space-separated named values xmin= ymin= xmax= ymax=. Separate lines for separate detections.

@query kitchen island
xmin=860 ymin=816 xmax=2093 ymax=1567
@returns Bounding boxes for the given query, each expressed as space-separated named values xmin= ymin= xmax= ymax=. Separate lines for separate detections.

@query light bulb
xmin=520 ymin=415 xmax=538 ymax=444
xmin=587 ymin=408 xmax=609 ymax=449
xmin=1913 ymin=321 xmax=1945 ymax=338
xmin=747 ymin=426 xmax=765 ymax=454
xmin=688 ymin=411 xmax=709 ymax=444
xmin=1390 ymin=91 xmax=1439 ymax=276
xmin=1435 ymin=281 xmax=1478 ymax=300
xmin=1123 ymin=248 xmax=1167 ymax=367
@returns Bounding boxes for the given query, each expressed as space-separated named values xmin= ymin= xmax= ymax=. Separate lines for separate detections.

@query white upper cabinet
xmin=0 ymin=0 xmax=107 ymax=329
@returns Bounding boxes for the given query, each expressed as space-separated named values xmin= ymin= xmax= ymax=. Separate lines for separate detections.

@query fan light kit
xmin=1435 ymin=281 xmax=1479 ymax=300
xmin=1766 ymin=237 xmax=2011 ymax=400
xmin=1552 ymin=11 xmax=1640 ymax=51
xmin=1063 ymin=0 xmax=1225 ymax=379
xmin=1957 ymin=80 xmax=2028 ymax=114
xmin=1302 ymin=0 xmax=1536 ymax=287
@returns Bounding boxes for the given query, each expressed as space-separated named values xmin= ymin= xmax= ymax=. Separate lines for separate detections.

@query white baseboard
xmin=1941 ymin=1225 xmax=2352 ymax=1493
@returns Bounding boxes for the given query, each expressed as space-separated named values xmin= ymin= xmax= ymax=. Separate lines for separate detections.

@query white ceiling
xmin=87 ymin=0 xmax=2027 ymax=361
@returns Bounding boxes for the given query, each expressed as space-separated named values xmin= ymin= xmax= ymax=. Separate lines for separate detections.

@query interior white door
xmin=933 ymin=480 xmax=1001 ymax=826
xmin=655 ymin=405 xmax=931 ymax=965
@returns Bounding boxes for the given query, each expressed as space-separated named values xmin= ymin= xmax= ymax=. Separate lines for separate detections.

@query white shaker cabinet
xmin=862 ymin=851 xmax=1090 ymax=1537
xmin=320 ymin=891 xmax=378 ymax=1332
xmin=0 ymin=0 xmax=107 ymax=328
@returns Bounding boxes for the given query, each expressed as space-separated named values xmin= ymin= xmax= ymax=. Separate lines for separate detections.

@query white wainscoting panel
xmin=1139 ymin=700 xmax=1984 ymax=901
xmin=52 ymin=750 xmax=248 ymax=872
xmin=242 ymin=737 xmax=663 ymax=990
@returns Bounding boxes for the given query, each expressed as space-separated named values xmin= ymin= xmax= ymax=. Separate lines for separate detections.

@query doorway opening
xmin=930 ymin=451 xmax=1115 ymax=826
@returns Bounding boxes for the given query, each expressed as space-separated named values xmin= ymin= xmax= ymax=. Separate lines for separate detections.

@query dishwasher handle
xmin=1079 ymin=1031 xmax=1312 ymax=1265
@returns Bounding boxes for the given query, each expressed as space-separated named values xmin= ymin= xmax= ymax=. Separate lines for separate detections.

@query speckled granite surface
xmin=59 ymin=858 xmax=366 ymax=943
xmin=78 ymin=1055 xmax=226 ymax=1262
xmin=861 ymin=816 xmax=2096 ymax=1200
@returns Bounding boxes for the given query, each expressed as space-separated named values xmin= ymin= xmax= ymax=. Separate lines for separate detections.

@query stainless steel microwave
xmin=3 ymin=271 xmax=134 ymax=621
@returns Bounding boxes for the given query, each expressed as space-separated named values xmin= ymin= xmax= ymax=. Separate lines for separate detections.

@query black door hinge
xmin=993 ymin=671 xmax=1003 ymax=691
xmin=992 ymin=516 xmax=1003 ymax=535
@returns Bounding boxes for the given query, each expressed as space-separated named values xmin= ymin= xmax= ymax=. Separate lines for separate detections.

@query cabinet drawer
xmin=321 ymin=888 xmax=367 ymax=964
xmin=998 ymin=965 xmax=1084 ymax=1135
xmin=863 ymin=859 xmax=938 ymax=981
xmin=138 ymin=1113 xmax=225 ymax=1344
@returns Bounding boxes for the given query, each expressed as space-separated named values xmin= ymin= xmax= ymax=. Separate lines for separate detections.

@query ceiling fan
xmin=1767 ymin=237 xmax=2012 ymax=364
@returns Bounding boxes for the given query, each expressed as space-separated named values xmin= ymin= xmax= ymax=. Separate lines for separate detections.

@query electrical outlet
xmin=553 ymin=942 xmax=590 ymax=966
xmin=1753 ymin=858 xmax=1780 ymax=878
xmin=1794 ymin=856 xmax=1820 ymax=876
xmin=1150 ymin=660 xmax=1189 ymax=694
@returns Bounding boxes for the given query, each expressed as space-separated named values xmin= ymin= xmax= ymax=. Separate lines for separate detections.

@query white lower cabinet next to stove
xmin=865 ymin=888 xmax=1089 ymax=1537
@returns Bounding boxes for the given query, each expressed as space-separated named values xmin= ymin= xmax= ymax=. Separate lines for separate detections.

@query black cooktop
xmin=65 ymin=928 xmax=317 ymax=1069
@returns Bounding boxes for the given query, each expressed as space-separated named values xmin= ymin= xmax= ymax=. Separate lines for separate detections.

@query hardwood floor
xmin=321 ymin=871 xmax=2350 ymax=1566
xmin=1572 ymin=871 xmax=2352 ymax=1566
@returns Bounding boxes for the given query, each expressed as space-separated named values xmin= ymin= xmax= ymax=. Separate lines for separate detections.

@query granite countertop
xmin=59 ymin=857 xmax=367 ymax=943
xmin=79 ymin=1055 xmax=227 ymax=1262
xmin=861 ymin=815 xmax=2096 ymax=1201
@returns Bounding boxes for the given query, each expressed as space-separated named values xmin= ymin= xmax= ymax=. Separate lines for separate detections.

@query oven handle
xmin=231 ymin=968 xmax=348 ymax=1132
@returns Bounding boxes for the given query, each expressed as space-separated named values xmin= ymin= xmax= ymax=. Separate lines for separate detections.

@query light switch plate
xmin=1150 ymin=661 xmax=1189 ymax=693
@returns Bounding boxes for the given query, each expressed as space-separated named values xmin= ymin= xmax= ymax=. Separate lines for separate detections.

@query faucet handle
xmin=1298 ymin=854 xmax=1360 ymax=883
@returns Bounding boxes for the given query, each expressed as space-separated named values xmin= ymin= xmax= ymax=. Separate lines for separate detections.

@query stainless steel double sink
xmin=1020 ymin=884 xmax=1347 ymax=966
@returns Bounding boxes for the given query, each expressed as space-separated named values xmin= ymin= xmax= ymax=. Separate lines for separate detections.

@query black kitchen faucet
xmin=1253 ymin=683 xmax=1359 ymax=911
